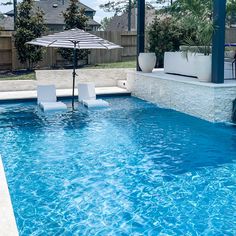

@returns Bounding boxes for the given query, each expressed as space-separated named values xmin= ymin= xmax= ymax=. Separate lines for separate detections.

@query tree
xmin=100 ymin=17 xmax=112 ymax=30
xmin=226 ymin=0 xmax=236 ymax=27
xmin=100 ymin=0 xmax=153 ymax=31
xmin=1 ymin=0 xmax=18 ymax=30
xmin=167 ymin=0 xmax=212 ymax=18
xmin=14 ymin=0 xmax=46 ymax=70
xmin=0 ymin=12 xmax=4 ymax=30
xmin=99 ymin=0 xmax=156 ymax=14
xmin=100 ymin=1 xmax=136 ymax=15
xmin=0 ymin=12 xmax=4 ymax=20
xmin=63 ymin=0 xmax=88 ymax=30
xmin=148 ymin=16 xmax=197 ymax=67
xmin=58 ymin=0 xmax=88 ymax=65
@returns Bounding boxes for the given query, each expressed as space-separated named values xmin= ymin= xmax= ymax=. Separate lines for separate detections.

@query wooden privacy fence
xmin=1 ymin=29 xmax=236 ymax=71
xmin=88 ymin=31 xmax=137 ymax=64
xmin=0 ymin=35 xmax=12 ymax=70
xmin=0 ymin=31 xmax=137 ymax=71
xmin=225 ymin=28 xmax=236 ymax=43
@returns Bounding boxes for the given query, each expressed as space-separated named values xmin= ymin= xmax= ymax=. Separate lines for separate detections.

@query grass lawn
xmin=86 ymin=60 xmax=136 ymax=69
xmin=0 ymin=72 xmax=36 ymax=81
xmin=0 ymin=61 xmax=136 ymax=80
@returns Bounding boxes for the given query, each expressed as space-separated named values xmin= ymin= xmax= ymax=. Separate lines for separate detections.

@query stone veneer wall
xmin=127 ymin=71 xmax=236 ymax=123
xmin=0 ymin=68 xmax=134 ymax=92
xmin=36 ymin=68 xmax=134 ymax=89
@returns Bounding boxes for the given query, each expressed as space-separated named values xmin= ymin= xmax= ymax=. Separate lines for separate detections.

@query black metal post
xmin=211 ymin=0 xmax=226 ymax=84
xmin=13 ymin=0 xmax=17 ymax=31
xmin=72 ymin=42 xmax=77 ymax=110
xmin=136 ymin=0 xmax=145 ymax=71
xmin=128 ymin=0 xmax=131 ymax=31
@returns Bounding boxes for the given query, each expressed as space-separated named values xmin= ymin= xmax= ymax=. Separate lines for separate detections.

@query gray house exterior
xmin=106 ymin=8 xmax=156 ymax=31
xmin=2 ymin=0 xmax=100 ymax=31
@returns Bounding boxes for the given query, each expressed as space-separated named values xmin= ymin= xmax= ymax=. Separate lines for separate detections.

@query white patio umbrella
xmin=27 ymin=28 xmax=122 ymax=109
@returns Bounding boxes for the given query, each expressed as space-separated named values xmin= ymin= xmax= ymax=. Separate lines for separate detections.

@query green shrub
xmin=147 ymin=16 xmax=197 ymax=67
xmin=58 ymin=0 xmax=88 ymax=65
xmin=15 ymin=0 xmax=46 ymax=70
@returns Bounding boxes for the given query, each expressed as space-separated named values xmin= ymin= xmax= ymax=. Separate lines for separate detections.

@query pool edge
xmin=0 ymin=155 xmax=19 ymax=236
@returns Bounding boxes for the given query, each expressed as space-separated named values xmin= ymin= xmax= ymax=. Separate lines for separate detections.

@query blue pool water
xmin=0 ymin=97 xmax=236 ymax=235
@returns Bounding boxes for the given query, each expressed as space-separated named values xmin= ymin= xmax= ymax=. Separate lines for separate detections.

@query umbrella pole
xmin=72 ymin=42 xmax=77 ymax=110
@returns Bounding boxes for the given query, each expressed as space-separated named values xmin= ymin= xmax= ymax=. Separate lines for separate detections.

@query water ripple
xmin=0 ymin=97 xmax=235 ymax=235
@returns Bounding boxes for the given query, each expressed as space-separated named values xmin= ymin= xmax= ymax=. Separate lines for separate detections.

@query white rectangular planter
xmin=164 ymin=52 xmax=233 ymax=80
xmin=164 ymin=52 xmax=199 ymax=77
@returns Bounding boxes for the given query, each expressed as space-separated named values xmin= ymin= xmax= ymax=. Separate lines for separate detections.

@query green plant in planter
xmin=181 ymin=17 xmax=214 ymax=57
xmin=148 ymin=16 xmax=197 ymax=67
xmin=176 ymin=0 xmax=214 ymax=57
xmin=178 ymin=5 xmax=214 ymax=82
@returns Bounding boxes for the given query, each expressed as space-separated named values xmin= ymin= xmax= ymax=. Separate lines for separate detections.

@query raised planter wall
xmin=127 ymin=70 xmax=236 ymax=123
xmin=36 ymin=68 xmax=134 ymax=89
xmin=0 ymin=68 xmax=134 ymax=92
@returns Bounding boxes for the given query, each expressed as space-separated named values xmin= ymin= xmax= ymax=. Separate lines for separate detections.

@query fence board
xmin=0 ymin=36 xmax=12 ymax=70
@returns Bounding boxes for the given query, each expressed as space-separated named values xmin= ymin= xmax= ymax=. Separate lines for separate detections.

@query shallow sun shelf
xmin=37 ymin=85 xmax=67 ymax=112
xmin=78 ymin=83 xmax=109 ymax=108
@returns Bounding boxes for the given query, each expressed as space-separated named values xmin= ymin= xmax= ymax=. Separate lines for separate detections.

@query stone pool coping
xmin=0 ymin=87 xmax=130 ymax=101
xmin=0 ymin=156 xmax=18 ymax=236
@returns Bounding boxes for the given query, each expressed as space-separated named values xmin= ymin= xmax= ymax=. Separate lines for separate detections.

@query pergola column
xmin=13 ymin=0 xmax=17 ymax=30
xmin=211 ymin=0 xmax=226 ymax=83
xmin=136 ymin=0 xmax=145 ymax=71
xmin=136 ymin=0 xmax=227 ymax=80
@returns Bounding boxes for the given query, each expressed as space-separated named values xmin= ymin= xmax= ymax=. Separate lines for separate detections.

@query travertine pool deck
xmin=0 ymin=86 xmax=130 ymax=101
xmin=0 ymin=156 xmax=18 ymax=236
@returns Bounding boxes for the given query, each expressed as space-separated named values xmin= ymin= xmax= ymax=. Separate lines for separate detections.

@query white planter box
xmin=164 ymin=52 xmax=199 ymax=77
xmin=164 ymin=52 xmax=233 ymax=80
xmin=195 ymin=55 xmax=212 ymax=82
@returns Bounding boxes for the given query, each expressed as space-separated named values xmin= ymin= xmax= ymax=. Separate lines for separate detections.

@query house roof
xmin=0 ymin=16 xmax=100 ymax=31
xmin=6 ymin=0 xmax=95 ymax=16
xmin=87 ymin=18 xmax=100 ymax=26
xmin=0 ymin=16 xmax=14 ymax=31
xmin=5 ymin=0 xmax=100 ymax=26
xmin=106 ymin=8 xmax=156 ymax=31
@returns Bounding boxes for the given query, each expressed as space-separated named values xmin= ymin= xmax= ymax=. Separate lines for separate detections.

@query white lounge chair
xmin=78 ymin=83 xmax=109 ymax=108
xmin=37 ymin=85 xmax=67 ymax=112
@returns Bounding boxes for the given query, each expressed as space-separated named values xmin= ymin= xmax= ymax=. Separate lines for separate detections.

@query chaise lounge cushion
xmin=78 ymin=83 xmax=109 ymax=108
xmin=37 ymin=85 xmax=67 ymax=112
xmin=38 ymin=101 xmax=67 ymax=112
xmin=83 ymin=99 xmax=109 ymax=108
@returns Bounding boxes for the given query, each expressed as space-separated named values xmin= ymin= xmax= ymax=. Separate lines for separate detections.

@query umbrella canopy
xmin=27 ymin=28 xmax=122 ymax=109
xmin=27 ymin=28 xmax=122 ymax=50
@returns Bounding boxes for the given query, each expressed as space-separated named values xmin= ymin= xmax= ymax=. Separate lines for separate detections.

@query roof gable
xmin=4 ymin=0 xmax=100 ymax=27
xmin=5 ymin=0 xmax=96 ymax=16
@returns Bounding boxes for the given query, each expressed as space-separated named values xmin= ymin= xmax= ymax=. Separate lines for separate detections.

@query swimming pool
xmin=0 ymin=96 xmax=235 ymax=235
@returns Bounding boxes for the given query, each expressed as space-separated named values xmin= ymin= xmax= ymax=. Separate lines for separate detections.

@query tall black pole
xmin=72 ymin=42 xmax=77 ymax=110
xmin=128 ymin=0 xmax=131 ymax=31
xmin=136 ymin=0 xmax=145 ymax=71
xmin=211 ymin=0 xmax=226 ymax=84
xmin=13 ymin=0 xmax=17 ymax=31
